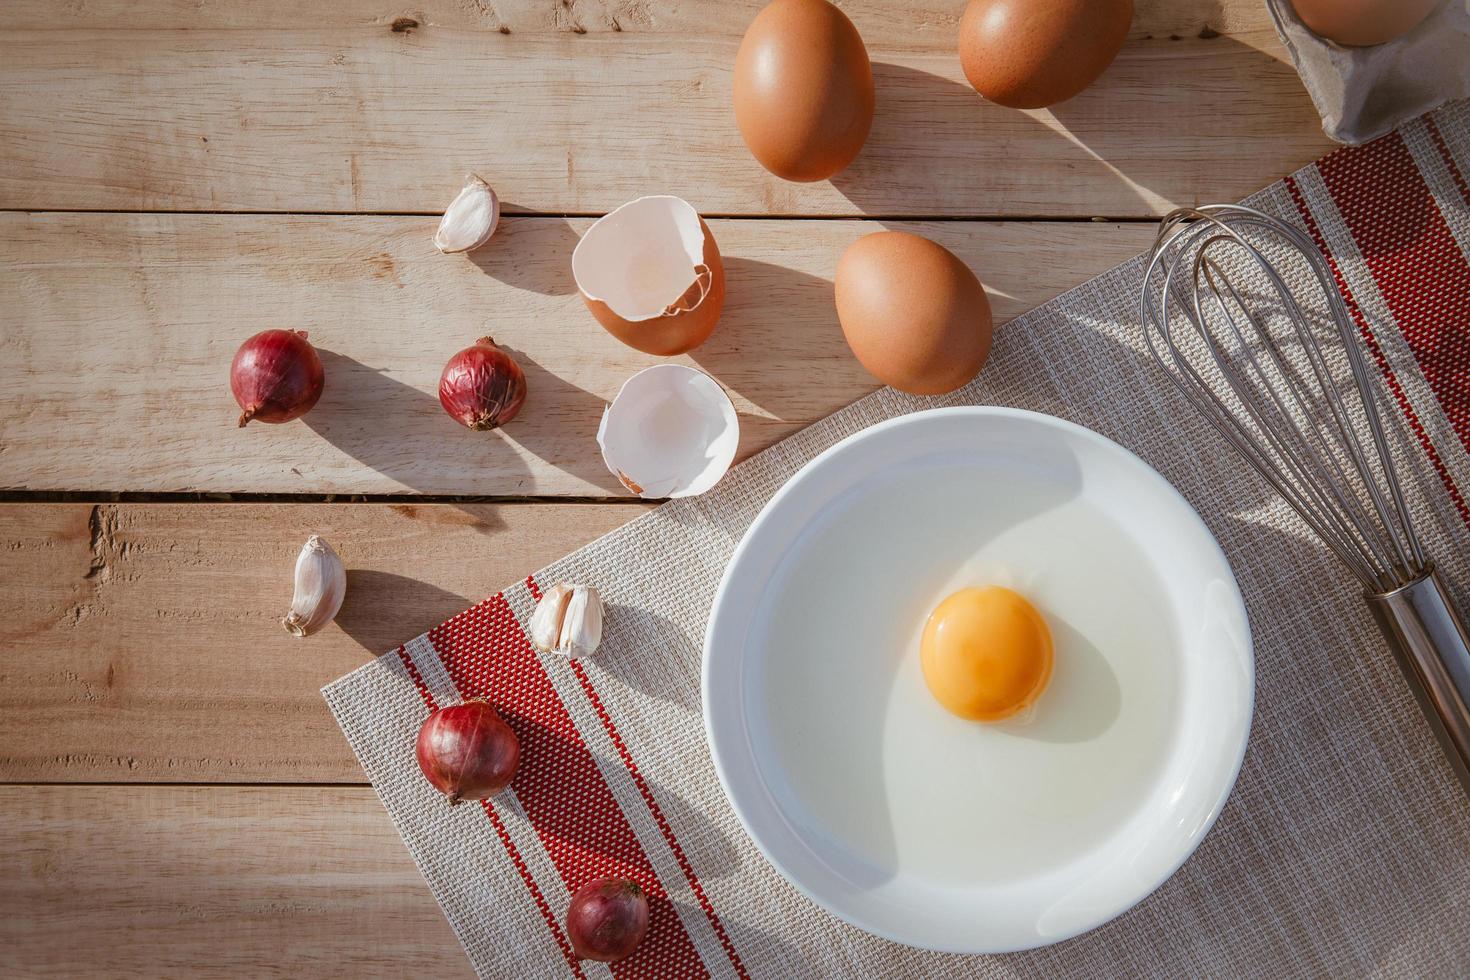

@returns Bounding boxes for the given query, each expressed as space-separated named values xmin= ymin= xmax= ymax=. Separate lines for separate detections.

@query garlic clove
xmin=435 ymin=174 xmax=500 ymax=253
xmin=557 ymin=585 xmax=604 ymax=659
xmin=529 ymin=582 xmax=573 ymax=653
xmin=283 ymin=534 xmax=347 ymax=637
xmin=529 ymin=582 xmax=605 ymax=659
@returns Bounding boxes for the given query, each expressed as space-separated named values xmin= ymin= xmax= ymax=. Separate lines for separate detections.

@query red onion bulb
xmin=566 ymin=878 xmax=650 ymax=963
xmin=415 ymin=701 xmax=520 ymax=804
xmin=439 ymin=336 xmax=527 ymax=430
xmin=230 ymin=329 xmax=325 ymax=427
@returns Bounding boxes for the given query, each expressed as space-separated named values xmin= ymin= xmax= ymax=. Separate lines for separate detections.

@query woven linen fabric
xmin=325 ymin=101 xmax=1470 ymax=979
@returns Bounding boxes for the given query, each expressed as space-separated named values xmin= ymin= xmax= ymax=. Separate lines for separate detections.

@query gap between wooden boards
xmin=1 ymin=214 xmax=1159 ymax=497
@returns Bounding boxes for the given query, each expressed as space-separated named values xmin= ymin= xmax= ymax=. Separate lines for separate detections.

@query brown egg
xmin=834 ymin=232 xmax=993 ymax=396
xmin=732 ymin=0 xmax=875 ymax=183
xmin=1290 ymin=0 xmax=1439 ymax=47
xmin=958 ymin=0 xmax=1133 ymax=109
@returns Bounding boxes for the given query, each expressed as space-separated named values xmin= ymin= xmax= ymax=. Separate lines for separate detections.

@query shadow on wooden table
xmin=834 ymin=26 xmax=1306 ymax=220
xmin=303 ymin=348 xmax=531 ymax=516
xmin=829 ymin=62 xmax=1146 ymax=219
xmin=1045 ymin=24 xmax=1316 ymax=205
xmin=691 ymin=256 xmax=873 ymax=427
xmin=336 ymin=570 xmax=475 ymax=653
xmin=466 ymin=212 xmax=581 ymax=297
xmin=495 ymin=344 xmax=627 ymax=494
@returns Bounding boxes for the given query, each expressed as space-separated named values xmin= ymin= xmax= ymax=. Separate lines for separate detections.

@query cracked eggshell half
xmin=597 ymin=364 xmax=739 ymax=498
xmin=572 ymin=196 xmax=725 ymax=356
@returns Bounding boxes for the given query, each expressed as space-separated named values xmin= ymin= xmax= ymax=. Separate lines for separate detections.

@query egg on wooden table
xmin=834 ymin=231 xmax=993 ymax=396
xmin=958 ymin=0 xmax=1133 ymax=109
xmin=732 ymin=0 xmax=875 ymax=182
xmin=1289 ymin=0 xmax=1441 ymax=47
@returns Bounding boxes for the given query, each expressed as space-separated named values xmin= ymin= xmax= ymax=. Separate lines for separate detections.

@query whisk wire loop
xmin=1140 ymin=204 xmax=1426 ymax=592
xmin=1211 ymin=245 xmax=1412 ymax=585
xmin=1194 ymin=250 xmax=1391 ymax=582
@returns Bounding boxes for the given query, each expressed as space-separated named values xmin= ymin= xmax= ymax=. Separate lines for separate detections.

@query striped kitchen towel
xmin=324 ymin=100 xmax=1470 ymax=978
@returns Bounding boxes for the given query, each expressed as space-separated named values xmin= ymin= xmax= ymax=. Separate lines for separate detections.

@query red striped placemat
xmin=325 ymin=101 xmax=1470 ymax=978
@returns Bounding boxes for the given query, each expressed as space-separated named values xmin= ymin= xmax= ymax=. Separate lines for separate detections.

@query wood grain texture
xmin=0 ymin=213 xmax=1155 ymax=496
xmin=0 ymin=502 xmax=644 ymax=783
xmin=0 ymin=784 xmax=472 ymax=978
xmin=1 ymin=0 xmax=1274 ymax=41
xmin=0 ymin=2 xmax=1329 ymax=214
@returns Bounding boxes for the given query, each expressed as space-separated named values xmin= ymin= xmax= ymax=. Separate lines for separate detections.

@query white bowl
xmin=703 ymin=407 xmax=1252 ymax=953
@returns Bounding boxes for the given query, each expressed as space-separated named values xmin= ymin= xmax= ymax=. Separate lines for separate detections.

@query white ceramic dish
xmin=703 ymin=407 xmax=1253 ymax=953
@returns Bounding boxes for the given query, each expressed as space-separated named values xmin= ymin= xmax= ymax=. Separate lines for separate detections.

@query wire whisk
xmin=1140 ymin=204 xmax=1470 ymax=795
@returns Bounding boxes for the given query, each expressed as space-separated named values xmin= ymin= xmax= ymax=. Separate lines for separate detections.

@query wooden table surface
xmin=0 ymin=1 xmax=1335 ymax=974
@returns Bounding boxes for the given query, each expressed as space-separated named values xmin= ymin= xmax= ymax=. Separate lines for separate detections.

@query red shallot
xmin=415 ymin=701 xmax=520 ymax=804
xmin=230 ymin=329 xmax=325 ymax=427
xmin=438 ymin=337 xmax=527 ymax=430
xmin=566 ymin=877 xmax=650 ymax=963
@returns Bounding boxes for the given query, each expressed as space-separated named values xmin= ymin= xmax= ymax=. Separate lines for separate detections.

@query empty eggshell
xmin=597 ymin=365 xmax=739 ymax=499
xmin=572 ymin=196 xmax=726 ymax=356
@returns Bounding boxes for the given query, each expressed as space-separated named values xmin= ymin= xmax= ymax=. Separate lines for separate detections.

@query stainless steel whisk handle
xmin=1367 ymin=565 xmax=1470 ymax=791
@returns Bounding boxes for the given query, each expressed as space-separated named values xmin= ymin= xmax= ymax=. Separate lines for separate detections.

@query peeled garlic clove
xmin=597 ymin=364 xmax=739 ymax=498
xmin=435 ymin=174 xmax=500 ymax=253
xmin=571 ymin=195 xmax=725 ymax=355
xmin=530 ymin=582 xmax=573 ymax=653
xmin=530 ymin=582 xmax=604 ymax=659
xmin=283 ymin=535 xmax=346 ymax=637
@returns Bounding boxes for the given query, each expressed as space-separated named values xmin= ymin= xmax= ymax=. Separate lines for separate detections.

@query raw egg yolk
xmin=920 ymin=586 xmax=1053 ymax=722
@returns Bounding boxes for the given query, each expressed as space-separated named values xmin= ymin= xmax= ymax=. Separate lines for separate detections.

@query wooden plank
xmin=0 ymin=502 xmax=644 ymax=783
xmin=0 ymin=784 xmax=472 ymax=978
xmin=0 ymin=3 xmax=1330 ymax=214
xmin=0 ymin=213 xmax=1154 ymax=496
xmin=2 ymin=0 xmax=1276 ymax=41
